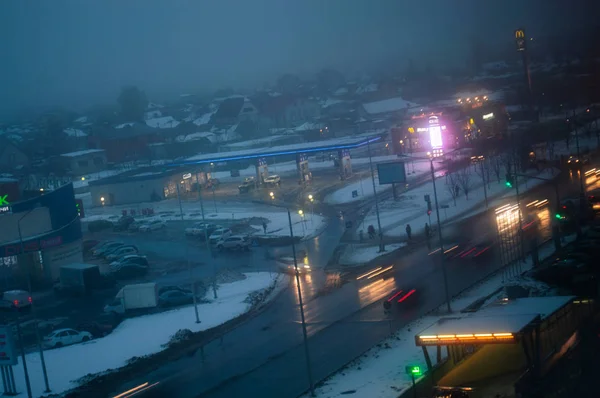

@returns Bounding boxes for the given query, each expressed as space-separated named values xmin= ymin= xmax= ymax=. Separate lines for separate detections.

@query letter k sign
xmin=0 ymin=195 xmax=9 ymax=205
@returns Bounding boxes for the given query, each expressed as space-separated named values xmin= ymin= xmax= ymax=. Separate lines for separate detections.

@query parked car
xmin=43 ymin=328 xmax=93 ymax=348
xmin=238 ymin=181 xmax=255 ymax=193
xmin=158 ymin=285 xmax=193 ymax=296
xmin=0 ymin=290 xmax=32 ymax=311
xmin=109 ymin=264 xmax=149 ymax=280
xmin=106 ymin=245 xmax=139 ymax=261
xmin=185 ymin=223 xmax=218 ymax=237
xmin=128 ymin=221 xmax=148 ymax=232
xmin=208 ymin=228 xmax=232 ymax=245
xmin=88 ymin=219 xmax=114 ymax=233
xmin=82 ymin=240 xmax=100 ymax=255
xmin=100 ymin=244 xmax=132 ymax=259
xmin=158 ymin=290 xmax=195 ymax=307
xmin=139 ymin=220 xmax=167 ymax=232
xmin=244 ymin=176 xmax=255 ymax=183
xmin=264 ymin=175 xmax=281 ymax=185
xmin=217 ymin=235 xmax=251 ymax=251
xmin=113 ymin=216 xmax=135 ymax=232
xmin=77 ymin=318 xmax=116 ymax=338
xmin=93 ymin=242 xmax=123 ymax=257
xmin=110 ymin=255 xmax=149 ymax=269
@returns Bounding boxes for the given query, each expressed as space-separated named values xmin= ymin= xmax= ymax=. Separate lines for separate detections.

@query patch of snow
xmin=60 ymin=149 xmax=105 ymax=158
xmin=193 ymin=112 xmax=214 ymax=126
xmin=333 ymin=87 xmax=349 ymax=96
xmin=176 ymin=132 xmax=217 ymax=144
xmin=144 ymin=110 xmax=163 ymax=120
xmin=356 ymin=83 xmax=379 ymax=94
xmin=146 ymin=116 xmax=180 ymax=129
xmin=321 ymin=98 xmax=347 ymax=109
xmin=115 ymin=122 xmax=136 ymax=129
xmin=73 ymin=170 xmax=127 ymax=189
xmin=74 ymin=116 xmax=88 ymax=123
xmin=148 ymin=102 xmax=164 ymax=109
xmin=363 ymin=97 xmax=419 ymax=115
xmin=63 ymin=128 xmax=87 ymax=137
xmin=340 ymin=242 xmax=407 ymax=265
xmin=17 ymin=273 xmax=286 ymax=398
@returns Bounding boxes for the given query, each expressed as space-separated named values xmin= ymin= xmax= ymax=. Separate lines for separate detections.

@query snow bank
xmin=339 ymin=243 xmax=407 ymax=265
xmin=15 ymin=272 xmax=287 ymax=398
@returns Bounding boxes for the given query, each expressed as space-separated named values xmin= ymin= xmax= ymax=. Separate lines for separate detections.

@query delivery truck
xmin=103 ymin=283 xmax=158 ymax=314
xmin=54 ymin=263 xmax=115 ymax=296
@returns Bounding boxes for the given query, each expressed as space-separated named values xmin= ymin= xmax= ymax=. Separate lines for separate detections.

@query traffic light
xmin=505 ymin=173 xmax=514 ymax=188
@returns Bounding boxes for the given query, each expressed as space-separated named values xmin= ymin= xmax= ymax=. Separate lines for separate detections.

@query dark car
xmin=238 ymin=181 xmax=255 ymax=194
xmin=82 ymin=240 xmax=100 ymax=255
xmin=158 ymin=290 xmax=195 ymax=307
xmin=113 ymin=216 xmax=135 ymax=232
xmin=109 ymin=264 xmax=148 ymax=280
xmin=158 ymin=285 xmax=193 ymax=296
xmin=88 ymin=219 xmax=114 ymax=233
xmin=77 ymin=321 xmax=113 ymax=338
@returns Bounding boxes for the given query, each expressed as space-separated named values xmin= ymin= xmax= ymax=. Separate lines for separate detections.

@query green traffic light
xmin=505 ymin=182 xmax=512 ymax=188
xmin=555 ymin=213 xmax=562 ymax=219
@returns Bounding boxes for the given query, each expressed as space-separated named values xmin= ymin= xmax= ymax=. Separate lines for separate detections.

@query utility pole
xmin=197 ymin=172 xmax=218 ymax=299
xmin=367 ymin=139 xmax=385 ymax=252
xmin=573 ymin=110 xmax=586 ymax=239
xmin=480 ymin=159 xmax=489 ymax=209
xmin=430 ymin=159 xmax=452 ymax=313
xmin=512 ymin=154 xmax=526 ymax=262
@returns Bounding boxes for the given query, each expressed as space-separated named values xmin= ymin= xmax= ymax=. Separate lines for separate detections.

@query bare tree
xmin=445 ymin=171 xmax=459 ymax=206
xmin=491 ymin=156 xmax=502 ymax=182
xmin=457 ymin=168 xmax=473 ymax=200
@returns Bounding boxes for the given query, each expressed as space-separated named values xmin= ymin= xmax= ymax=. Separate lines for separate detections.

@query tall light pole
xmin=195 ymin=173 xmax=218 ymax=299
xmin=17 ymin=209 xmax=50 ymax=393
xmin=367 ymin=139 xmax=384 ymax=252
xmin=287 ymin=209 xmax=315 ymax=397
xmin=308 ymin=194 xmax=314 ymax=225
xmin=176 ymin=180 xmax=201 ymax=322
xmin=429 ymin=159 xmax=452 ymax=313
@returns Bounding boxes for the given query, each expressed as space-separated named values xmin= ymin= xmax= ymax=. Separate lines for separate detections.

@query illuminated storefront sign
xmin=483 ymin=112 xmax=495 ymax=120
xmin=416 ymin=126 xmax=446 ymax=133
xmin=0 ymin=195 xmax=11 ymax=214
xmin=428 ymin=116 xmax=443 ymax=150
xmin=182 ymin=173 xmax=192 ymax=180
xmin=515 ymin=29 xmax=526 ymax=51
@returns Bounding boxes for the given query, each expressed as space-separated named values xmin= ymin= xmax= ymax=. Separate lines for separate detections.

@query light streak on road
xmin=366 ymin=265 xmax=394 ymax=279
xmin=356 ymin=266 xmax=382 ymax=280
xmin=358 ymin=277 xmax=396 ymax=306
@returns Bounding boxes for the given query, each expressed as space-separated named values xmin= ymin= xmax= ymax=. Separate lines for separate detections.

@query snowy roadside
xmin=13 ymin=272 xmax=288 ymax=398
xmin=324 ymin=159 xmax=436 ymax=205
xmin=338 ymin=243 xmax=408 ymax=266
xmin=302 ymin=238 xmax=573 ymax=398
xmin=82 ymin=200 xmax=327 ymax=240
xmin=357 ymin=168 xmax=556 ymax=239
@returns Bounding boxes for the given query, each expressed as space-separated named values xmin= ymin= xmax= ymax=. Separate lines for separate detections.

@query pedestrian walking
xmin=262 ymin=222 xmax=267 ymax=235
xmin=406 ymin=224 xmax=412 ymax=240
xmin=368 ymin=225 xmax=376 ymax=239
xmin=424 ymin=223 xmax=431 ymax=238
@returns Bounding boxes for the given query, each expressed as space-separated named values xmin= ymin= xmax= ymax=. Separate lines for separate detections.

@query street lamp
xmin=269 ymin=191 xmax=275 ymax=200
xmin=17 ymin=210 xmax=51 ymax=394
xmin=308 ymin=195 xmax=314 ymax=223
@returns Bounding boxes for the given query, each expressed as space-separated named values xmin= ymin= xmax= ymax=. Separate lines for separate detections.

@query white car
xmin=208 ymin=228 xmax=232 ymax=245
xmin=106 ymin=245 xmax=139 ymax=261
xmin=139 ymin=220 xmax=167 ymax=232
xmin=43 ymin=328 xmax=93 ymax=348
xmin=264 ymin=175 xmax=281 ymax=184
xmin=185 ymin=223 xmax=218 ymax=236
xmin=217 ymin=235 xmax=251 ymax=251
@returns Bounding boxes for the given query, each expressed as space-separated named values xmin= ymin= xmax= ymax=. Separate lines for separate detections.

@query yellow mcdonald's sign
xmin=408 ymin=127 xmax=415 ymax=134
xmin=515 ymin=29 xmax=525 ymax=39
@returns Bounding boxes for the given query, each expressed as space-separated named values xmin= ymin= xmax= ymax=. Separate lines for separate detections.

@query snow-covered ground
xmin=339 ymin=243 xmax=407 ymax=266
xmin=357 ymin=167 xmax=556 ymax=239
xmin=210 ymin=154 xmax=399 ymax=182
xmin=16 ymin=272 xmax=288 ymax=398
xmin=84 ymin=199 xmax=327 ymax=240
xmin=324 ymin=159 xmax=434 ymax=205
xmin=302 ymin=238 xmax=570 ymax=398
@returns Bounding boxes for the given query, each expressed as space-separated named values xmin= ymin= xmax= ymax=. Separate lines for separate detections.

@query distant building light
xmin=483 ymin=112 xmax=495 ymax=120
xmin=182 ymin=173 xmax=192 ymax=179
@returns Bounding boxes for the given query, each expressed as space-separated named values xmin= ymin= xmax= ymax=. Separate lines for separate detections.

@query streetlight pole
xmin=17 ymin=210 xmax=50 ymax=393
xmin=176 ymin=181 xmax=201 ymax=323
xmin=367 ymin=139 xmax=385 ymax=252
xmin=197 ymin=173 xmax=218 ymax=299
xmin=430 ymin=159 xmax=452 ymax=313
xmin=287 ymin=209 xmax=315 ymax=397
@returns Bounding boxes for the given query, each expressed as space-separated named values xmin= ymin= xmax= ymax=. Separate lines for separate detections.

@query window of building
xmin=77 ymin=160 xmax=89 ymax=168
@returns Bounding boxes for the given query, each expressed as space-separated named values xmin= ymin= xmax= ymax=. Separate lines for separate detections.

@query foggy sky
xmin=0 ymin=0 xmax=590 ymax=119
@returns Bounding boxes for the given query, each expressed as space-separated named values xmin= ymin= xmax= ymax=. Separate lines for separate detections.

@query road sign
xmin=424 ymin=194 xmax=430 ymax=203
xmin=0 ymin=326 xmax=18 ymax=366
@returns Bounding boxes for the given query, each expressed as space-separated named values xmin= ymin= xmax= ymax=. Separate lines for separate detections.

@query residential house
xmin=0 ymin=136 xmax=30 ymax=172
xmin=212 ymin=96 xmax=258 ymax=126
xmin=59 ymin=149 xmax=107 ymax=176
xmin=254 ymin=94 xmax=320 ymax=129
xmin=88 ymin=123 xmax=163 ymax=164
xmin=360 ymin=96 xmax=419 ymax=121
xmin=149 ymin=132 xmax=216 ymax=160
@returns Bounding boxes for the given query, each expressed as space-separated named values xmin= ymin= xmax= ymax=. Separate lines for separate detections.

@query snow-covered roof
xmin=115 ymin=122 xmax=136 ymax=129
xmin=60 ymin=149 xmax=105 ymax=158
xmin=294 ymin=122 xmax=322 ymax=131
xmin=321 ymin=98 xmax=347 ymax=109
xmin=416 ymin=296 xmax=574 ymax=340
xmin=176 ymin=132 xmax=217 ymax=144
xmin=333 ymin=87 xmax=349 ymax=96
xmin=63 ymin=128 xmax=87 ymax=137
xmin=74 ymin=116 xmax=88 ymax=123
xmin=356 ymin=83 xmax=379 ymax=94
xmin=185 ymin=131 xmax=382 ymax=163
xmin=144 ymin=110 xmax=163 ymax=120
xmin=363 ymin=97 xmax=418 ymax=115
xmin=225 ymin=134 xmax=299 ymax=149
xmin=145 ymin=116 xmax=180 ymax=129
xmin=193 ymin=112 xmax=214 ymax=126
xmin=147 ymin=102 xmax=164 ymax=109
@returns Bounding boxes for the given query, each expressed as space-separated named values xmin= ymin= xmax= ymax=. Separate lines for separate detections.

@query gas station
xmin=171 ymin=132 xmax=383 ymax=184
